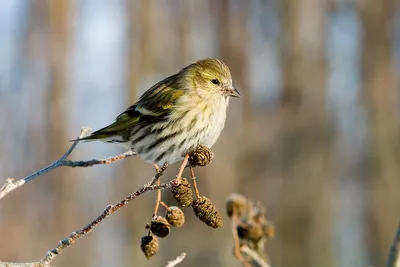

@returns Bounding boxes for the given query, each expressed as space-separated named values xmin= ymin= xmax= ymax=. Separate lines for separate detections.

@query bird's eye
xmin=211 ymin=79 xmax=220 ymax=85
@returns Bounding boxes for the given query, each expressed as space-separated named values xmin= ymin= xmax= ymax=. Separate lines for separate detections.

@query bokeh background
xmin=0 ymin=0 xmax=400 ymax=266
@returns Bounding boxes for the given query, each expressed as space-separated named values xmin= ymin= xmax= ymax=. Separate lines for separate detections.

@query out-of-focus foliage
xmin=0 ymin=1 xmax=399 ymax=267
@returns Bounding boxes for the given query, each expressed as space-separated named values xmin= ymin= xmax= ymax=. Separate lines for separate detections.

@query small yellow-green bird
xmin=79 ymin=58 xmax=240 ymax=165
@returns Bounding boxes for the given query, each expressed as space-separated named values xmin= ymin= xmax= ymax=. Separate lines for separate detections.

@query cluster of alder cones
xmin=141 ymin=145 xmax=223 ymax=259
xmin=226 ymin=193 xmax=275 ymax=264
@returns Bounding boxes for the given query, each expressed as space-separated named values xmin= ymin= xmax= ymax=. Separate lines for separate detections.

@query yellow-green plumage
xmin=80 ymin=58 xmax=240 ymax=164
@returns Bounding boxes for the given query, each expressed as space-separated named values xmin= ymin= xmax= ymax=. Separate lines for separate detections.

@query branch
xmin=386 ymin=222 xmax=400 ymax=267
xmin=61 ymin=150 xmax=136 ymax=167
xmin=0 ymin=173 xmax=176 ymax=267
xmin=0 ymin=128 xmax=198 ymax=266
xmin=165 ymin=252 xmax=186 ymax=267
xmin=231 ymin=212 xmax=250 ymax=267
xmin=0 ymin=262 xmax=49 ymax=267
xmin=240 ymin=246 xmax=271 ymax=267
xmin=0 ymin=128 xmax=136 ymax=200
xmin=41 ymin=179 xmax=176 ymax=264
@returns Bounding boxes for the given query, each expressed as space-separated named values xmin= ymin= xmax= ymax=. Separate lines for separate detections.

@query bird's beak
xmin=224 ymin=87 xmax=241 ymax=98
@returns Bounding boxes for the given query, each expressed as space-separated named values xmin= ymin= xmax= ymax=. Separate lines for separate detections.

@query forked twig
xmin=147 ymin=163 xmax=169 ymax=187
xmin=0 ymin=178 xmax=178 ymax=267
xmin=189 ymin=166 xmax=200 ymax=198
xmin=0 ymin=129 xmax=215 ymax=267
xmin=0 ymin=128 xmax=178 ymax=266
xmin=41 ymin=179 xmax=178 ymax=265
xmin=0 ymin=128 xmax=136 ymax=200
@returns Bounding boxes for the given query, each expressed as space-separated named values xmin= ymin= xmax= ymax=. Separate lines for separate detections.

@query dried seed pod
xmin=171 ymin=178 xmax=193 ymax=208
xmin=226 ymin=193 xmax=249 ymax=219
xmin=141 ymin=235 xmax=159 ymax=259
xmin=192 ymin=196 xmax=223 ymax=228
xmin=237 ymin=221 xmax=264 ymax=244
xmin=150 ymin=216 xmax=170 ymax=238
xmin=188 ymin=145 xmax=213 ymax=167
xmin=262 ymin=221 xmax=275 ymax=239
xmin=166 ymin=206 xmax=185 ymax=227
xmin=252 ymin=201 xmax=266 ymax=223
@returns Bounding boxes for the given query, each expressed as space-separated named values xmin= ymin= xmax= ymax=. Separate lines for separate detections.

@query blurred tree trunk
xmin=217 ymin=0 xmax=251 ymax=121
xmin=0 ymin=0 xmax=47 ymax=260
xmin=48 ymin=1 xmax=84 ymax=266
xmin=359 ymin=0 xmax=400 ymax=264
xmin=49 ymin=0 xmax=69 ymax=223
xmin=122 ymin=0 xmax=154 ymax=265
xmin=278 ymin=1 xmax=333 ymax=267
xmin=178 ymin=0 xmax=190 ymax=65
xmin=216 ymin=0 xmax=252 ymax=189
xmin=126 ymin=1 xmax=138 ymax=104
xmin=139 ymin=0 xmax=152 ymax=77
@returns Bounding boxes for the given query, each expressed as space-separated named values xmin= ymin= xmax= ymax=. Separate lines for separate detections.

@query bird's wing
xmin=134 ymin=74 xmax=184 ymax=117
xmin=80 ymin=75 xmax=184 ymax=141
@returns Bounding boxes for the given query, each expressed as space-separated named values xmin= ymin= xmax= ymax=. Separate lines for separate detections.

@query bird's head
xmin=180 ymin=58 xmax=241 ymax=99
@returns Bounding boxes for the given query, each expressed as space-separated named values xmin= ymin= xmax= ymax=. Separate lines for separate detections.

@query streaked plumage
xmin=80 ymin=58 xmax=240 ymax=165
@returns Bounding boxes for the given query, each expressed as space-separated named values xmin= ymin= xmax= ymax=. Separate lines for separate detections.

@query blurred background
xmin=0 ymin=0 xmax=399 ymax=266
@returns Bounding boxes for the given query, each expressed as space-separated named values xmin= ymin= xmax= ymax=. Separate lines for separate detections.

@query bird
xmin=79 ymin=58 xmax=240 ymax=165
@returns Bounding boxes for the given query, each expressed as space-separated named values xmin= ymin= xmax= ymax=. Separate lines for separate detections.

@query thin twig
xmin=159 ymin=200 xmax=170 ymax=209
xmin=147 ymin=164 xmax=167 ymax=235
xmin=0 ymin=127 xmax=196 ymax=266
xmin=386 ymin=222 xmax=400 ymax=267
xmin=0 ymin=128 xmax=88 ymax=199
xmin=40 ymin=179 xmax=179 ymax=265
xmin=0 ymin=128 xmax=136 ymax=200
xmin=231 ymin=209 xmax=250 ymax=267
xmin=165 ymin=252 xmax=187 ymax=267
xmin=189 ymin=166 xmax=200 ymax=198
xmin=175 ymin=155 xmax=189 ymax=183
xmin=146 ymin=162 xmax=169 ymax=187
xmin=153 ymin=179 xmax=162 ymax=215
xmin=0 ymin=179 xmax=178 ymax=267
xmin=241 ymin=246 xmax=271 ymax=267
xmin=0 ymin=262 xmax=50 ymax=267
xmin=152 ymin=164 xmax=162 ymax=217
xmin=61 ymin=150 xmax=136 ymax=167
xmin=148 ymin=178 xmax=162 ymax=236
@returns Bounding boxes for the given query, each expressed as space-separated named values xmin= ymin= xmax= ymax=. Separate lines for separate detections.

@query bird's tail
xmin=72 ymin=107 xmax=139 ymax=143
xmin=71 ymin=123 xmax=125 ymax=143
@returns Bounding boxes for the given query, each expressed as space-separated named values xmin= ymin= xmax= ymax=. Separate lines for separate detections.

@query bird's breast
xmin=180 ymin=95 xmax=228 ymax=148
xmin=130 ymin=95 xmax=229 ymax=165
